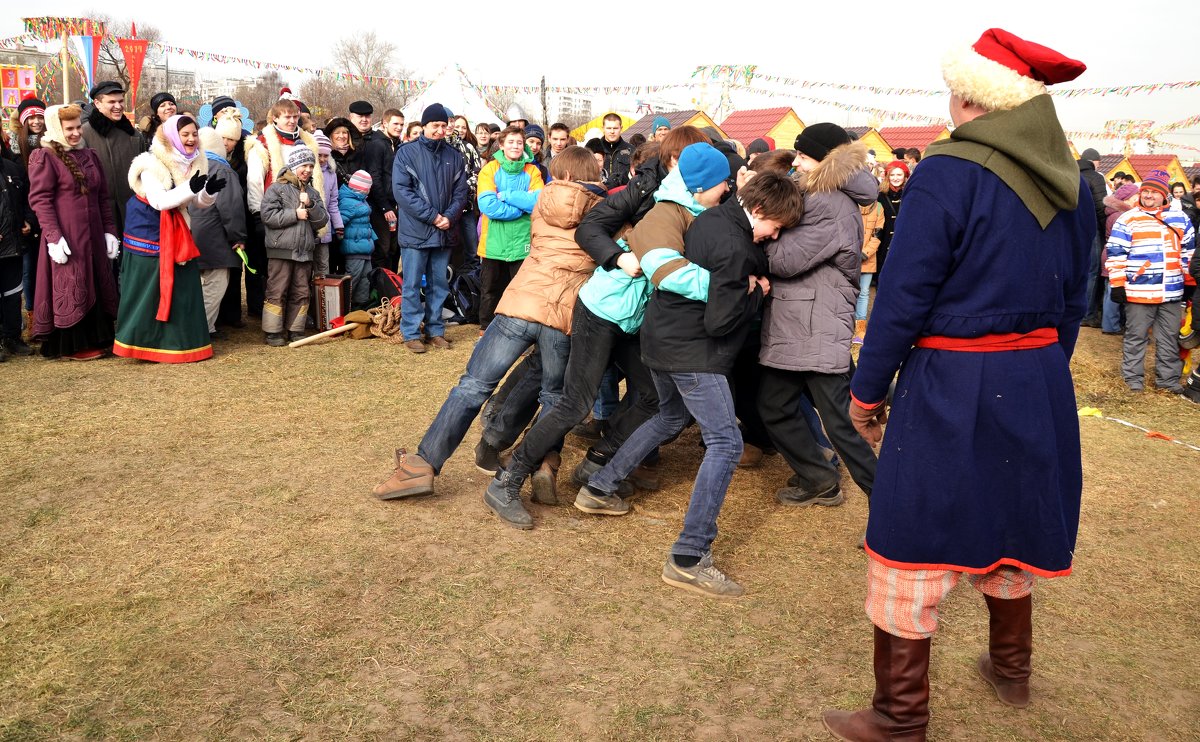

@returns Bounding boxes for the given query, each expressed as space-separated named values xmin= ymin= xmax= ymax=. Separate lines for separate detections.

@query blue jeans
xmin=1102 ymin=279 xmax=1124 ymax=333
xmin=593 ymin=365 xmax=621 ymax=419
xmin=855 ymin=272 xmax=873 ymax=321
xmin=400 ymin=246 xmax=450 ymax=341
xmin=590 ymin=370 xmax=741 ymax=558
xmin=417 ymin=315 xmax=570 ymax=472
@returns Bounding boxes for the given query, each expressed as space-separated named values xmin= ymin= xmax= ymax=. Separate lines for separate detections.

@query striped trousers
xmin=866 ymin=557 xmax=1035 ymax=640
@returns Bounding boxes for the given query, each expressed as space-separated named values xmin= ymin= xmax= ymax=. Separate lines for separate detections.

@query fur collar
xmin=87 ymin=105 xmax=138 ymax=137
xmin=127 ymin=127 xmax=208 ymax=218
xmin=797 ymin=141 xmax=869 ymax=195
xmin=255 ymin=126 xmax=325 ymax=237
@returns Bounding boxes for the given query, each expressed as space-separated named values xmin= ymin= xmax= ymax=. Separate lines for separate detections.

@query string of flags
xmin=1 ymin=27 xmax=1198 ymax=135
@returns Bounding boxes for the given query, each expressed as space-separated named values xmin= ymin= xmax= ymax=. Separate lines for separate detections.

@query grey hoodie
xmin=760 ymin=141 xmax=878 ymax=374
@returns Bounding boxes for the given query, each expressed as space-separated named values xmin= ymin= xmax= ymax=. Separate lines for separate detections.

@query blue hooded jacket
xmin=338 ymin=184 xmax=377 ymax=257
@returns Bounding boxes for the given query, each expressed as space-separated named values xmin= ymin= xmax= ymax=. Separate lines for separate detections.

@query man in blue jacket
xmin=391 ymin=103 xmax=468 ymax=353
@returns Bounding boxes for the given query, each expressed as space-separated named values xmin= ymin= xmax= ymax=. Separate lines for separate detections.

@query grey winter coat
xmin=260 ymin=170 xmax=329 ymax=262
xmin=190 ymin=155 xmax=247 ymax=269
xmin=760 ymin=141 xmax=877 ymax=374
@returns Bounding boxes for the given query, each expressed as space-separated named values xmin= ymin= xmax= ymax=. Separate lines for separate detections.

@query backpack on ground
xmin=444 ymin=265 xmax=482 ymax=325
xmin=370 ymin=267 xmax=403 ymax=306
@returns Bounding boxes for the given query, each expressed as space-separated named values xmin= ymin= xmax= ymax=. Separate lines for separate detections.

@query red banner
xmin=117 ymin=36 xmax=148 ymax=112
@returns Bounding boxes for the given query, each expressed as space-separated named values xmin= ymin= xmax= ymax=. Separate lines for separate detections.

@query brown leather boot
xmin=530 ymin=451 xmax=561 ymax=505
xmin=822 ymin=626 xmax=930 ymax=741
xmin=978 ymin=594 xmax=1032 ymax=708
xmin=372 ymin=448 xmax=435 ymax=500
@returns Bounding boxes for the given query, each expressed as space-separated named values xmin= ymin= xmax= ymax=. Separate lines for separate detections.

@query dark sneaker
xmin=570 ymin=417 xmax=607 ymax=442
xmin=372 ymin=448 xmax=435 ymax=500
xmin=574 ymin=485 xmax=630 ymax=516
xmin=572 ymin=455 xmax=633 ymax=496
xmin=776 ymin=479 xmax=844 ymax=507
xmin=264 ymin=332 xmax=287 ymax=347
xmin=475 ymin=438 xmax=502 ymax=473
xmin=530 ymin=451 xmax=560 ymax=505
xmin=483 ymin=472 xmax=533 ymax=529
xmin=1 ymin=337 xmax=33 ymax=356
xmin=661 ymin=552 xmax=744 ymax=598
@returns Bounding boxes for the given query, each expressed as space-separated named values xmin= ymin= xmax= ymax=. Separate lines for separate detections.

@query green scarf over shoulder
xmin=924 ymin=95 xmax=1079 ymax=229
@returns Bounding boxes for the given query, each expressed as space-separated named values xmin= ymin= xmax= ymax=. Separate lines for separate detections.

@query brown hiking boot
xmin=428 ymin=336 xmax=452 ymax=349
xmin=530 ymin=451 xmax=561 ymax=505
xmin=404 ymin=339 xmax=427 ymax=354
xmin=372 ymin=448 xmax=435 ymax=500
xmin=738 ymin=443 xmax=763 ymax=468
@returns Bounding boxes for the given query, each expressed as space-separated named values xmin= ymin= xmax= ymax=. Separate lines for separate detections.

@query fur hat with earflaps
xmin=942 ymin=28 xmax=1086 ymax=111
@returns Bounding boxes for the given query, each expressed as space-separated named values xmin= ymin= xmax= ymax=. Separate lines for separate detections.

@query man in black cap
xmin=348 ymin=100 xmax=398 ymax=270
xmin=81 ymin=81 xmax=146 ymax=243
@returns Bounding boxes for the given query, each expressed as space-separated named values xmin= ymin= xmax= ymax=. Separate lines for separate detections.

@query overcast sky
xmin=10 ymin=2 xmax=1200 ymax=157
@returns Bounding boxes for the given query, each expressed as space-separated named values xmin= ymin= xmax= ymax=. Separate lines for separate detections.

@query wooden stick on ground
xmin=288 ymin=323 xmax=362 ymax=348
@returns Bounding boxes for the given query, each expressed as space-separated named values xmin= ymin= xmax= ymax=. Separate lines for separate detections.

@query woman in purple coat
xmin=27 ymin=104 xmax=120 ymax=360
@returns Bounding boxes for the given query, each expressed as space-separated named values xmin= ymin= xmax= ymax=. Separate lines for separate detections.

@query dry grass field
xmin=1 ymin=324 xmax=1197 ymax=741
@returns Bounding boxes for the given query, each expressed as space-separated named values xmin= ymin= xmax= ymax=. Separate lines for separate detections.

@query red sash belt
xmin=915 ymin=327 xmax=1058 ymax=352
xmin=138 ymin=196 xmax=201 ymax=322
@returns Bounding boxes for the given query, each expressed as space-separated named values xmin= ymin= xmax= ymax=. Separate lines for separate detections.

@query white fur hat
xmin=942 ymin=28 xmax=1086 ymax=111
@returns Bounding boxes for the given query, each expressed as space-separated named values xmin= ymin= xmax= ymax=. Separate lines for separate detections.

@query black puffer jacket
xmin=640 ymin=196 xmax=767 ymax=374
xmin=598 ymin=136 xmax=633 ymax=190
xmin=355 ymin=129 xmax=397 ymax=213
xmin=1077 ymin=159 xmax=1107 ymax=237
xmin=574 ymin=157 xmax=667 ymax=269
xmin=0 ymin=157 xmax=31 ymax=259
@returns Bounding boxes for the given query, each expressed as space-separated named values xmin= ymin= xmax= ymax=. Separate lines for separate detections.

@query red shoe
xmin=63 ymin=348 xmax=104 ymax=361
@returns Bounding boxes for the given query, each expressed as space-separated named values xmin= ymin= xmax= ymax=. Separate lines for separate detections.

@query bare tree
xmin=329 ymin=32 xmax=418 ymax=111
xmin=235 ymin=71 xmax=287 ymax=125
xmin=87 ymin=12 xmax=163 ymax=106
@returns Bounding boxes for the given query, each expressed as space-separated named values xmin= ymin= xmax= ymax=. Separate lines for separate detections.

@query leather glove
xmin=205 ymin=174 xmax=227 ymax=195
xmin=47 ymin=237 xmax=71 ymax=264
xmin=104 ymin=233 xmax=121 ymax=260
xmin=1109 ymin=286 xmax=1127 ymax=304
xmin=849 ymin=399 xmax=888 ymax=446
xmin=189 ymin=171 xmax=208 ymax=193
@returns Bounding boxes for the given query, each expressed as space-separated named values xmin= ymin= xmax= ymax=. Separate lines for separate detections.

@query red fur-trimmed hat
xmin=942 ymin=28 xmax=1085 ymax=110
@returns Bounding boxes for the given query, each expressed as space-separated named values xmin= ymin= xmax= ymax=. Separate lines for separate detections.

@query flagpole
xmin=61 ymin=30 xmax=69 ymax=103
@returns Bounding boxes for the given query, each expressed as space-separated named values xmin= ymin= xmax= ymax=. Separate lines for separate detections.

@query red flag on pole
xmin=118 ymin=35 xmax=148 ymax=113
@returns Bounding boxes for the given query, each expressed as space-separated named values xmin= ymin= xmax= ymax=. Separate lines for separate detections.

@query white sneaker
xmin=661 ymin=552 xmax=744 ymax=598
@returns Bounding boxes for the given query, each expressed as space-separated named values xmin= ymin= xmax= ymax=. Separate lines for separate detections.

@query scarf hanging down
xmin=156 ymin=206 xmax=201 ymax=321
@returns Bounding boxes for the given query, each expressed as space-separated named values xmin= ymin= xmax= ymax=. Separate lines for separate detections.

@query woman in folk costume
xmin=113 ymin=115 xmax=227 ymax=363
xmin=27 ymin=104 xmax=121 ymax=360
xmin=823 ymin=29 xmax=1091 ymax=741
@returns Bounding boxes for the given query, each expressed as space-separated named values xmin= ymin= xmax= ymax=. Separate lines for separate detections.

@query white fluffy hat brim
xmin=942 ymin=45 xmax=1047 ymax=111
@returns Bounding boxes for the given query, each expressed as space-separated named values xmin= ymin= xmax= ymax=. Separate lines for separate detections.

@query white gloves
xmin=48 ymin=237 xmax=71 ymax=264
xmin=105 ymin=233 xmax=121 ymax=260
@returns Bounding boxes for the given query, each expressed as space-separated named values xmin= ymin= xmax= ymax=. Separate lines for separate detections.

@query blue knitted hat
xmin=653 ymin=116 xmax=670 ymax=132
xmin=677 ymin=143 xmax=728 ymax=193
